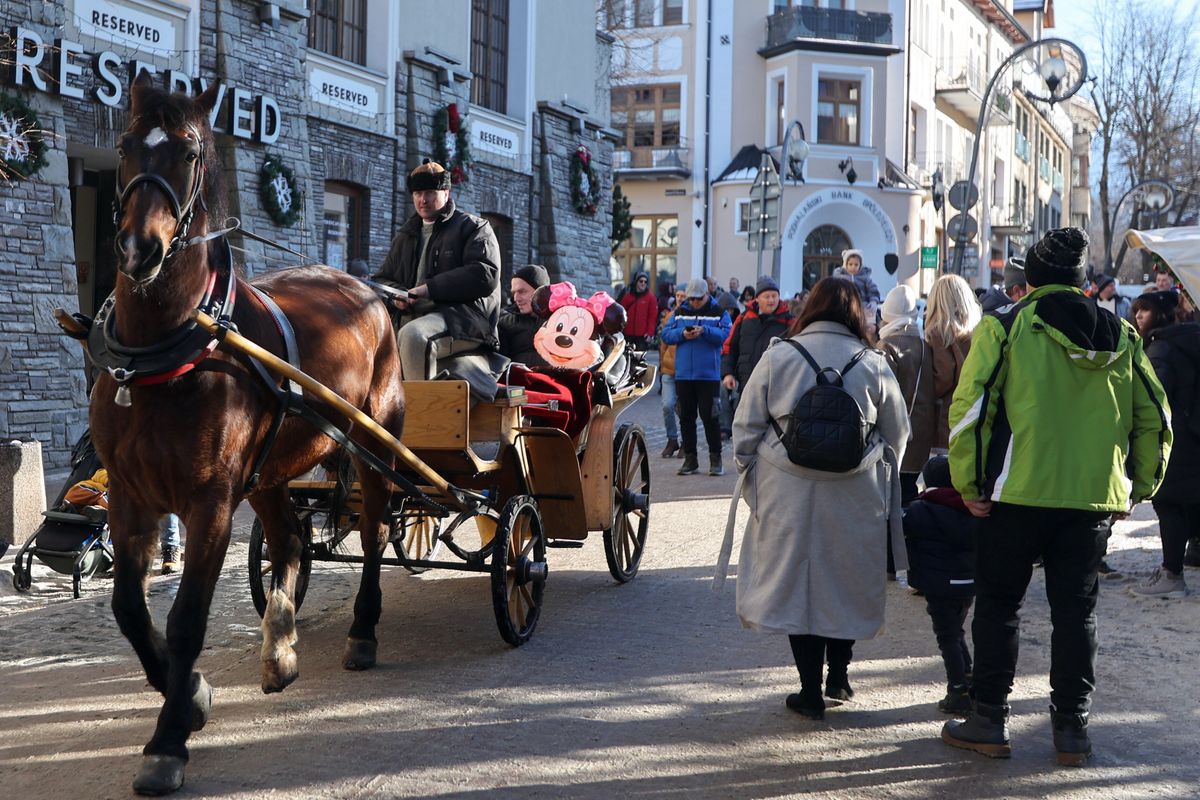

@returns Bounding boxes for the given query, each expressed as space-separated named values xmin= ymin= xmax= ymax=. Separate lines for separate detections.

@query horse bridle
xmin=113 ymin=124 xmax=209 ymax=262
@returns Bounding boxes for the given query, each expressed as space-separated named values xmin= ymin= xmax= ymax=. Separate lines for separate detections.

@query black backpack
xmin=770 ymin=339 xmax=873 ymax=472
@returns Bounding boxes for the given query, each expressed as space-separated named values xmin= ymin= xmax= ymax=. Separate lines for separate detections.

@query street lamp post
xmin=767 ymin=120 xmax=809 ymax=282
xmin=1106 ymin=179 xmax=1174 ymax=274
xmin=950 ymin=38 xmax=1088 ymax=277
xmin=931 ymin=168 xmax=947 ymax=270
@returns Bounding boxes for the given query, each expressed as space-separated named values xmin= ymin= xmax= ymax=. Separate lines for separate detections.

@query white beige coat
xmin=717 ymin=321 xmax=910 ymax=639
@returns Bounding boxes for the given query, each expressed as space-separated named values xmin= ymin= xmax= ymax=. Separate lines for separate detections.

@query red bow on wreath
xmin=448 ymin=103 xmax=462 ymax=134
xmin=576 ymin=145 xmax=590 ymax=166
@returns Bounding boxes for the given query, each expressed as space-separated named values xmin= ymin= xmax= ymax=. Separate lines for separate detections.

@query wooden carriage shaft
xmin=191 ymin=309 xmax=456 ymax=499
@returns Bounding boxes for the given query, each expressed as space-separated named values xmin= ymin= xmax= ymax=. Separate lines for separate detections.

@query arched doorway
xmin=802 ymin=225 xmax=852 ymax=290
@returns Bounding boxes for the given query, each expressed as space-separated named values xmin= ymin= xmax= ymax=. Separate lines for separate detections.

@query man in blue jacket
xmin=661 ymin=277 xmax=732 ymax=475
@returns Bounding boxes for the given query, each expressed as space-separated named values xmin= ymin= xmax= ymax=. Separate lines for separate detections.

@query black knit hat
xmin=1024 ymin=227 xmax=1089 ymax=288
xmin=921 ymin=454 xmax=952 ymax=490
xmin=407 ymin=161 xmax=452 ymax=192
xmin=513 ymin=264 xmax=550 ymax=289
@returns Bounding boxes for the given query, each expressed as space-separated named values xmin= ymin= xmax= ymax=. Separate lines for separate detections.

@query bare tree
xmin=1088 ymin=0 xmax=1135 ymax=273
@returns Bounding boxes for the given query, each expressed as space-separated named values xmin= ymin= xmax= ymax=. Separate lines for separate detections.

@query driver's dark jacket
xmin=373 ymin=198 xmax=501 ymax=349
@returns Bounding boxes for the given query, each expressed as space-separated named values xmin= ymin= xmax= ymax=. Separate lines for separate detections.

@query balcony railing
xmin=1039 ymin=157 xmax=1051 ymax=182
xmin=613 ymin=145 xmax=691 ymax=177
xmin=992 ymin=203 xmax=1032 ymax=233
xmin=1015 ymin=133 xmax=1031 ymax=162
xmin=764 ymin=6 xmax=894 ymax=51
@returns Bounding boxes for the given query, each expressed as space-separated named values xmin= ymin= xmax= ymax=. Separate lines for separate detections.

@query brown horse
xmin=89 ymin=79 xmax=404 ymax=794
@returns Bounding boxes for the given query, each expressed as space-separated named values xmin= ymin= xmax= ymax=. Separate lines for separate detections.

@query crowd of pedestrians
xmin=696 ymin=226 xmax=1189 ymax=768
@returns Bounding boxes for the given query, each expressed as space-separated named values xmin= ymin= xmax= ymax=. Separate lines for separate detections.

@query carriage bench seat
xmin=499 ymin=364 xmax=594 ymax=441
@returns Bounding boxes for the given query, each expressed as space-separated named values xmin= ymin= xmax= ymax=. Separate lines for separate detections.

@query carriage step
xmin=546 ymin=540 xmax=584 ymax=549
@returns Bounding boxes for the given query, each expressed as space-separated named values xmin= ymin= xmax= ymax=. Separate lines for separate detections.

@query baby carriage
xmin=11 ymin=430 xmax=114 ymax=598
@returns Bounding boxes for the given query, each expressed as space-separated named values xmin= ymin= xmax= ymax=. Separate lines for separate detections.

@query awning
xmin=1126 ymin=226 xmax=1200 ymax=299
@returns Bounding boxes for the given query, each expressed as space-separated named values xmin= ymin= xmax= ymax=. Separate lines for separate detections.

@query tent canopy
xmin=1125 ymin=226 xmax=1200 ymax=300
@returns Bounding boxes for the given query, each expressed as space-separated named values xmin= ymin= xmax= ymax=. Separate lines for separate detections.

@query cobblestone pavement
xmin=2 ymin=368 xmax=1198 ymax=799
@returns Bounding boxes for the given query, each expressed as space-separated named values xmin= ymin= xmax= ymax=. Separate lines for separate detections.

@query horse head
xmin=114 ymin=75 xmax=222 ymax=284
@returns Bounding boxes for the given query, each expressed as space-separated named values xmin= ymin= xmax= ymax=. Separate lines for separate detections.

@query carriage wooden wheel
xmin=248 ymin=517 xmax=313 ymax=617
xmin=390 ymin=513 xmax=444 ymax=574
xmin=490 ymin=495 xmax=548 ymax=646
xmin=603 ymin=424 xmax=651 ymax=583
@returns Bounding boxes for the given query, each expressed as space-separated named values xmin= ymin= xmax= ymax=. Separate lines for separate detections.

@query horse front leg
xmin=109 ymin=497 xmax=170 ymax=693
xmin=248 ymin=486 xmax=304 ymax=693
xmin=132 ymin=496 xmax=234 ymax=796
xmin=342 ymin=459 xmax=392 ymax=670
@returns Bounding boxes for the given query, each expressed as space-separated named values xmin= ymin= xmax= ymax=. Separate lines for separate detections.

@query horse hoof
xmin=190 ymin=672 xmax=214 ymax=732
xmin=132 ymin=755 xmax=186 ymax=796
xmin=262 ymin=650 xmax=299 ymax=694
xmin=342 ymin=637 xmax=377 ymax=671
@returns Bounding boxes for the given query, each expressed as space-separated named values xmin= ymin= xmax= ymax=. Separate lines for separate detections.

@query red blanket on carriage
xmin=503 ymin=364 xmax=593 ymax=439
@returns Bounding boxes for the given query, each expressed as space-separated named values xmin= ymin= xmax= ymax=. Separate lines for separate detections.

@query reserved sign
xmin=309 ymin=66 xmax=379 ymax=116
xmin=75 ymin=0 xmax=177 ymax=50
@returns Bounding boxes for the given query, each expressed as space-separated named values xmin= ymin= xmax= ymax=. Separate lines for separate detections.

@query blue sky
xmin=1049 ymin=0 xmax=1200 ymax=63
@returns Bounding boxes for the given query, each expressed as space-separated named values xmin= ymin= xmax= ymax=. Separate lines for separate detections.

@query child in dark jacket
xmin=903 ymin=455 xmax=978 ymax=715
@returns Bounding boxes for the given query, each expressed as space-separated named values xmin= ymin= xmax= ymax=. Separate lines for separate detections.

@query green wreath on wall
xmin=571 ymin=145 xmax=602 ymax=216
xmin=432 ymin=103 xmax=472 ymax=184
xmin=259 ymin=154 xmax=302 ymax=227
xmin=0 ymin=92 xmax=49 ymax=180
xmin=611 ymin=184 xmax=633 ymax=252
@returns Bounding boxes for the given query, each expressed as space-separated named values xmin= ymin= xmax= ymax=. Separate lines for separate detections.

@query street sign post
xmin=950 ymin=244 xmax=980 ymax=277
xmin=748 ymin=152 xmax=783 ymax=278
xmin=947 ymin=212 xmax=978 ymax=244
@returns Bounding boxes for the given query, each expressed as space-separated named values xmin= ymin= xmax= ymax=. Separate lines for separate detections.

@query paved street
xmin=2 ymin=383 xmax=1198 ymax=799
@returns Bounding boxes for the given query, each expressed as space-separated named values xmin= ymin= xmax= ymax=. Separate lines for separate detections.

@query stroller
xmin=11 ymin=430 xmax=114 ymax=598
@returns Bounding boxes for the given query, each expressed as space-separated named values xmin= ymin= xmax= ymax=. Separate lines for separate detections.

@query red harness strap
xmin=132 ymin=268 xmax=228 ymax=385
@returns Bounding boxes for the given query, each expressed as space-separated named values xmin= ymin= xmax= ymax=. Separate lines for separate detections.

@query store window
xmin=611 ymin=84 xmax=681 ymax=150
xmin=323 ymin=181 xmax=364 ymax=271
xmin=817 ymin=79 xmax=860 ymax=145
xmin=735 ymin=199 xmax=752 ymax=234
xmin=612 ymin=215 xmax=678 ymax=293
xmin=802 ymin=225 xmax=852 ymax=289
xmin=308 ymin=0 xmax=367 ymax=66
xmin=471 ymin=0 xmax=510 ymax=114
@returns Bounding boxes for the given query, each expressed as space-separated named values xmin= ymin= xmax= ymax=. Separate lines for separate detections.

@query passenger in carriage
xmin=498 ymin=264 xmax=551 ymax=366
xmin=373 ymin=161 xmax=502 ymax=379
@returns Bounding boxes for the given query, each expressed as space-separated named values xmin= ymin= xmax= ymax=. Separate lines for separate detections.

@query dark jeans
xmin=972 ymin=503 xmax=1110 ymax=713
xmin=676 ymin=379 xmax=722 ymax=458
xmin=925 ymin=595 xmax=974 ymax=687
xmin=1152 ymin=500 xmax=1198 ymax=574
xmin=788 ymin=634 xmax=855 ymax=693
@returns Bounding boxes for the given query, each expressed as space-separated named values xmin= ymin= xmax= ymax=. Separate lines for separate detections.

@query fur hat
xmin=1024 ymin=228 xmax=1089 ymax=288
xmin=407 ymin=160 xmax=452 ymax=192
xmin=1004 ymin=257 xmax=1027 ymax=291
xmin=841 ymin=248 xmax=865 ymax=267
xmin=755 ymin=275 xmax=780 ymax=296
xmin=513 ymin=264 xmax=550 ymax=289
xmin=685 ymin=277 xmax=708 ymax=298
xmin=880 ymin=285 xmax=919 ymax=323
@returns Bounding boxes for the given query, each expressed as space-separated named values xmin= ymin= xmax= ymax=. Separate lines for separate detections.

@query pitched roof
xmin=714 ymin=145 xmax=778 ymax=183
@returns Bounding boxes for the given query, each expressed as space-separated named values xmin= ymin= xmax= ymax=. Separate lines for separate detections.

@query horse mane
xmin=128 ymin=84 xmax=228 ymax=224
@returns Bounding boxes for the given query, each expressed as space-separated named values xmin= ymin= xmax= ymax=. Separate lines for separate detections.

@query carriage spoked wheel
xmin=490 ymin=495 xmax=548 ymax=647
xmin=248 ymin=517 xmax=313 ymax=618
xmin=389 ymin=514 xmax=444 ymax=574
xmin=603 ymin=424 xmax=651 ymax=583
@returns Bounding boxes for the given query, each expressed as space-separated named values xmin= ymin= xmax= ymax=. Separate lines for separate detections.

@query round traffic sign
xmin=947 ymin=213 xmax=978 ymax=243
xmin=948 ymin=180 xmax=980 ymax=211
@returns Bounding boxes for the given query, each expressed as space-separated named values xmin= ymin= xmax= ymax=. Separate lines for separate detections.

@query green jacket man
xmin=940 ymin=227 xmax=1171 ymax=768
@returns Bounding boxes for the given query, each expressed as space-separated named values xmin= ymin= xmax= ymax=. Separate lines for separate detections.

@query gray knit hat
xmin=1004 ymin=257 xmax=1027 ymax=291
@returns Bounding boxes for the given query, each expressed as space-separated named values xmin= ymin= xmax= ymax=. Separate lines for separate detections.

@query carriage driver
xmin=373 ymin=161 xmax=502 ymax=379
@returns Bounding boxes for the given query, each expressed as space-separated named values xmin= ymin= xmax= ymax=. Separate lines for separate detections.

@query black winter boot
xmin=785 ymin=691 xmax=825 ymax=720
xmin=938 ymin=684 xmax=972 ymax=716
xmin=1185 ymin=537 xmax=1200 ymax=568
xmin=677 ymin=452 xmax=700 ymax=476
xmin=1050 ymin=707 xmax=1092 ymax=767
xmin=708 ymin=453 xmax=724 ymax=476
xmin=942 ymin=701 xmax=1011 ymax=758
xmin=661 ymin=438 xmax=680 ymax=458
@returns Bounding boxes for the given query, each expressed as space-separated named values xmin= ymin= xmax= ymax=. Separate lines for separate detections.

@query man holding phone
xmin=661 ymin=278 xmax=732 ymax=475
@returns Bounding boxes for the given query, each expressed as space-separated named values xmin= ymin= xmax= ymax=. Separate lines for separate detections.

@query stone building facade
xmin=1 ymin=0 xmax=614 ymax=471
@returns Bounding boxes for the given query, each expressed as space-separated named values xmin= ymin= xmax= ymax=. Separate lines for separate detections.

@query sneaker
xmin=708 ymin=454 xmax=724 ymax=476
xmin=938 ymin=685 xmax=972 ymax=716
xmin=161 ymin=545 xmax=182 ymax=575
xmin=1051 ymin=708 xmax=1092 ymax=767
xmin=677 ymin=454 xmax=700 ymax=476
xmin=941 ymin=702 xmax=1011 ymax=758
xmin=660 ymin=438 xmax=680 ymax=459
xmin=1184 ymin=537 xmax=1200 ymax=568
xmin=1131 ymin=566 xmax=1187 ymax=598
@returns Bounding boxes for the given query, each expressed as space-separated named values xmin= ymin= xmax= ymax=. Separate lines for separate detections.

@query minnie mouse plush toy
xmin=532 ymin=282 xmax=626 ymax=369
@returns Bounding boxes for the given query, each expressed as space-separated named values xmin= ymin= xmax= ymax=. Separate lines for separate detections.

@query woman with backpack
xmin=715 ymin=277 xmax=910 ymax=720
xmin=1131 ymin=290 xmax=1199 ymax=599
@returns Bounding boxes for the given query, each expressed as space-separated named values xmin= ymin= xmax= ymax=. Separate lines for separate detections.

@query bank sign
xmin=3 ymin=25 xmax=283 ymax=144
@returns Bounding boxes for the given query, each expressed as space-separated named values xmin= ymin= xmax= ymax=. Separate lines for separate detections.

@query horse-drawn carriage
xmin=246 ymin=351 xmax=656 ymax=646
